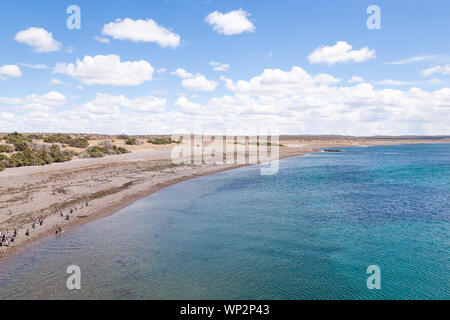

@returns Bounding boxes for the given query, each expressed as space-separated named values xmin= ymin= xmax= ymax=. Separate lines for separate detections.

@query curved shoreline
xmin=0 ymin=146 xmax=311 ymax=262
xmin=1 ymin=139 xmax=448 ymax=262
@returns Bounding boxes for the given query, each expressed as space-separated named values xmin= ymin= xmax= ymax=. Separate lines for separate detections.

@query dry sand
xmin=0 ymin=137 xmax=448 ymax=260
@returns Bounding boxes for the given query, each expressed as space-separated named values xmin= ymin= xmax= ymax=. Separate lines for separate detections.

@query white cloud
xmin=205 ymin=9 xmax=255 ymax=35
xmin=174 ymin=97 xmax=203 ymax=114
xmin=5 ymin=66 xmax=450 ymax=136
xmin=210 ymin=61 xmax=230 ymax=71
xmin=53 ymin=55 xmax=154 ymax=86
xmin=0 ymin=91 xmax=66 ymax=111
xmin=20 ymin=63 xmax=48 ymax=69
xmin=94 ymin=35 xmax=110 ymax=44
xmin=0 ymin=112 xmax=15 ymax=121
xmin=171 ymin=68 xmax=193 ymax=79
xmin=182 ymin=75 xmax=218 ymax=92
xmin=83 ymin=93 xmax=166 ymax=114
xmin=348 ymin=76 xmax=364 ymax=83
xmin=14 ymin=27 xmax=61 ymax=53
xmin=385 ymin=55 xmax=440 ymax=65
xmin=101 ymin=18 xmax=180 ymax=48
xmin=221 ymin=66 xmax=341 ymax=95
xmin=374 ymin=80 xmax=415 ymax=86
xmin=49 ymin=78 xmax=64 ymax=85
xmin=428 ymin=78 xmax=442 ymax=85
xmin=156 ymin=68 xmax=166 ymax=74
xmin=308 ymin=41 xmax=375 ymax=65
xmin=421 ymin=64 xmax=450 ymax=77
xmin=172 ymin=68 xmax=218 ymax=91
xmin=0 ymin=65 xmax=22 ymax=79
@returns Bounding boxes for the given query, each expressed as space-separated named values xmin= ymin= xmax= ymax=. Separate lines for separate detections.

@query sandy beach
xmin=0 ymin=136 xmax=448 ymax=260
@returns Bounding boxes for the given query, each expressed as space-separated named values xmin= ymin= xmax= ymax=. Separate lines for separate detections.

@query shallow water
xmin=0 ymin=144 xmax=449 ymax=299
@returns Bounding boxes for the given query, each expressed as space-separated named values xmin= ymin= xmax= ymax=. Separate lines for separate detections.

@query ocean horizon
xmin=0 ymin=144 xmax=449 ymax=300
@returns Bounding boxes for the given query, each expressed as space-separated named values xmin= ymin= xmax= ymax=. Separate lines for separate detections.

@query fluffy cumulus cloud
xmin=308 ymin=41 xmax=375 ymax=65
xmin=53 ymin=55 xmax=154 ymax=86
xmin=174 ymin=97 xmax=203 ymax=114
xmin=14 ymin=27 xmax=61 ymax=53
xmin=101 ymin=18 xmax=180 ymax=48
xmin=205 ymin=9 xmax=255 ymax=35
xmin=0 ymin=65 xmax=22 ymax=79
xmin=83 ymin=93 xmax=166 ymax=114
xmin=182 ymin=75 xmax=218 ymax=92
xmin=220 ymin=66 xmax=341 ymax=95
xmin=0 ymin=91 xmax=66 ymax=111
xmin=5 ymin=66 xmax=450 ymax=136
xmin=171 ymin=68 xmax=193 ymax=79
xmin=421 ymin=64 xmax=450 ymax=77
xmin=166 ymin=66 xmax=449 ymax=135
xmin=172 ymin=68 xmax=218 ymax=91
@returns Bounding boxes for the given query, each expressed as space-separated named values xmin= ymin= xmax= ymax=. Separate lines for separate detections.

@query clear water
xmin=0 ymin=144 xmax=449 ymax=300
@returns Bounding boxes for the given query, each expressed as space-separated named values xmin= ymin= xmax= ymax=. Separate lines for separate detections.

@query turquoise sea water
xmin=0 ymin=144 xmax=449 ymax=299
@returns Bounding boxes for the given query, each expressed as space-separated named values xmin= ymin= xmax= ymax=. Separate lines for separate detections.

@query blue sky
xmin=0 ymin=0 xmax=449 ymax=135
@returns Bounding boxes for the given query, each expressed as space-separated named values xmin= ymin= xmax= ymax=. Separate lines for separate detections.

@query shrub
xmin=0 ymin=144 xmax=13 ymax=153
xmin=44 ymin=134 xmax=89 ymax=148
xmin=1 ymin=144 xmax=75 ymax=169
xmin=14 ymin=141 xmax=30 ymax=151
xmin=5 ymin=132 xmax=31 ymax=144
xmin=112 ymin=146 xmax=128 ymax=154
xmin=86 ymin=147 xmax=106 ymax=158
xmin=85 ymin=144 xmax=129 ymax=158
xmin=125 ymin=138 xmax=139 ymax=145
xmin=50 ymin=144 xmax=75 ymax=163
xmin=0 ymin=154 xmax=8 ymax=169
xmin=5 ymin=132 xmax=31 ymax=151
xmin=9 ymin=150 xmax=36 ymax=167
xmin=27 ymin=134 xmax=43 ymax=140
xmin=147 ymin=138 xmax=175 ymax=145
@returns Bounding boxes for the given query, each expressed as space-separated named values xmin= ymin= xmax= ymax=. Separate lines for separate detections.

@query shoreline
xmin=1 ymin=139 xmax=449 ymax=262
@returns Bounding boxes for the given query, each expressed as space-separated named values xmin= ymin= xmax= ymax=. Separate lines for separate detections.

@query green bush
xmin=0 ymin=154 xmax=8 ymax=170
xmin=27 ymin=134 xmax=43 ymax=140
xmin=13 ymin=141 xmax=30 ymax=151
xmin=147 ymin=138 xmax=175 ymax=145
xmin=0 ymin=144 xmax=13 ymax=153
xmin=5 ymin=132 xmax=31 ymax=151
xmin=44 ymin=134 xmax=89 ymax=148
xmin=112 ymin=146 xmax=128 ymax=154
xmin=1 ymin=144 xmax=76 ymax=169
xmin=125 ymin=138 xmax=139 ymax=145
xmin=50 ymin=144 xmax=75 ymax=162
xmin=86 ymin=146 xmax=108 ymax=158
xmin=86 ymin=145 xmax=129 ymax=158
xmin=5 ymin=132 xmax=31 ymax=144
xmin=9 ymin=150 xmax=36 ymax=167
